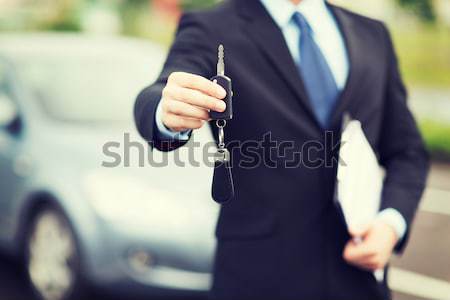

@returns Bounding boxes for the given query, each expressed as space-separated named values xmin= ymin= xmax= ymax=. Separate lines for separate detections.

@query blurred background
xmin=0 ymin=1 xmax=449 ymax=300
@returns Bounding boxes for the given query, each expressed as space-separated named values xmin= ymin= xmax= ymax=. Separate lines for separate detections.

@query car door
xmin=0 ymin=59 xmax=25 ymax=241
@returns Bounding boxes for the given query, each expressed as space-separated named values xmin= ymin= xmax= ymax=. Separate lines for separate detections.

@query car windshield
xmin=13 ymin=47 xmax=162 ymax=123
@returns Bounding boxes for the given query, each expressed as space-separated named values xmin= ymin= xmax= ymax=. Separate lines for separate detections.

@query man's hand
xmin=343 ymin=220 xmax=399 ymax=271
xmin=161 ymin=72 xmax=227 ymax=132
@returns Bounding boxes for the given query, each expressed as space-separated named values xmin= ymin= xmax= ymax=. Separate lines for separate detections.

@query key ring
xmin=216 ymin=120 xmax=226 ymax=148
xmin=216 ymin=119 xmax=227 ymax=128
xmin=218 ymin=126 xmax=225 ymax=148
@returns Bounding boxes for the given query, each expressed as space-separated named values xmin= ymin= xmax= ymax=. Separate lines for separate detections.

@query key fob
xmin=212 ymin=148 xmax=234 ymax=203
xmin=210 ymin=75 xmax=232 ymax=120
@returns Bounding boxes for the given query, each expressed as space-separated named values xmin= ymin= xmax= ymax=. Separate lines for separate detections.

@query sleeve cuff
xmin=376 ymin=208 xmax=407 ymax=240
xmin=155 ymin=100 xmax=191 ymax=141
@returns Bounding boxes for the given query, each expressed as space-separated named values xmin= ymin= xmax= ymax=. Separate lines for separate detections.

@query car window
xmin=15 ymin=52 xmax=161 ymax=124
xmin=0 ymin=60 xmax=14 ymax=98
xmin=0 ymin=60 xmax=21 ymax=132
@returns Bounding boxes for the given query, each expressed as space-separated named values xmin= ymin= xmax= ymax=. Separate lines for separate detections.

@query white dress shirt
xmin=155 ymin=0 xmax=407 ymax=239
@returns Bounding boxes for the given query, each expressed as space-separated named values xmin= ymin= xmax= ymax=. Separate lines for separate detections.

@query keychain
xmin=210 ymin=45 xmax=234 ymax=203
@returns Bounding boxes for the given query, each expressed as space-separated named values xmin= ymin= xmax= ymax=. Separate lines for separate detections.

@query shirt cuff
xmin=376 ymin=208 xmax=407 ymax=240
xmin=155 ymin=100 xmax=191 ymax=141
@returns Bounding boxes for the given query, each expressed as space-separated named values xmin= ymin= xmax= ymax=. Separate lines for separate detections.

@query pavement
xmin=0 ymin=254 xmax=177 ymax=300
xmin=1 ymin=163 xmax=449 ymax=300
xmin=390 ymin=163 xmax=450 ymax=300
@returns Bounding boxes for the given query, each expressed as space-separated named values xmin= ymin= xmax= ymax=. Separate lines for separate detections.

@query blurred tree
xmin=396 ymin=0 xmax=435 ymax=22
xmin=122 ymin=0 xmax=148 ymax=6
xmin=36 ymin=0 xmax=83 ymax=31
xmin=119 ymin=0 xmax=148 ymax=36
xmin=180 ymin=0 xmax=218 ymax=10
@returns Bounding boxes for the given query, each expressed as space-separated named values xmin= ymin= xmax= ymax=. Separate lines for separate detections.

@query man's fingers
xmin=344 ymin=243 xmax=379 ymax=271
xmin=349 ymin=223 xmax=371 ymax=239
xmin=161 ymin=71 xmax=227 ymax=132
xmin=352 ymin=261 xmax=379 ymax=271
xmin=343 ymin=240 xmax=377 ymax=262
xmin=165 ymin=85 xmax=226 ymax=112
xmin=164 ymin=100 xmax=210 ymax=120
xmin=350 ymin=255 xmax=384 ymax=271
xmin=363 ymin=257 xmax=384 ymax=270
xmin=169 ymin=72 xmax=226 ymax=99
xmin=163 ymin=114 xmax=204 ymax=131
xmin=343 ymin=223 xmax=395 ymax=271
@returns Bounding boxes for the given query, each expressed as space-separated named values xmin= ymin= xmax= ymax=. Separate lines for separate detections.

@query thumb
xmin=348 ymin=223 xmax=371 ymax=239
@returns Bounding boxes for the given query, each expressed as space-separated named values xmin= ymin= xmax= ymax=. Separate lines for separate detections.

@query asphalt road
xmin=0 ymin=253 xmax=189 ymax=300
xmin=0 ymin=254 xmax=108 ymax=300
xmin=1 ymin=164 xmax=449 ymax=300
xmin=0 ymin=253 xmax=34 ymax=300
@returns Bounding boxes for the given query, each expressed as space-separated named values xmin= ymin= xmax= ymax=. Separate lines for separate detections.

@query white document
xmin=336 ymin=119 xmax=385 ymax=281
xmin=337 ymin=119 xmax=384 ymax=229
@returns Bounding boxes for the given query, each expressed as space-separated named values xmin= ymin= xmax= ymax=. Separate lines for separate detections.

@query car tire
xmin=24 ymin=205 xmax=86 ymax=300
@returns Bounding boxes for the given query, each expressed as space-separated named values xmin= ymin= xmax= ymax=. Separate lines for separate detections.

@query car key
xmin=210 ymin=44 xmax=233 ymax=120
xmin=210 ymin=44 xmax=234 ymax=204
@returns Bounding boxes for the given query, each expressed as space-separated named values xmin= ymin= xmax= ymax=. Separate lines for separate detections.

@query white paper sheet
xmin=336 ymin=119 xmax=385 ymax=281
xmin=337 ymin=119 xmax=383 ymax=229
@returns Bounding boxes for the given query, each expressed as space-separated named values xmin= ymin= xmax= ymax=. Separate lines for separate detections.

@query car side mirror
xmin=0 ymin=92 xmax=18 ymax=129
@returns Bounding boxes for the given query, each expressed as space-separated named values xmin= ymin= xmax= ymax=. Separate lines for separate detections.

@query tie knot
xmin=292 ymin=12 xmax=312 ymax=35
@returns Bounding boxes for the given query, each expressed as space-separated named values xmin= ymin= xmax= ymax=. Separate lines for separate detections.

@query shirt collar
xmin=260 ymin=0 xmax=330 ymax=34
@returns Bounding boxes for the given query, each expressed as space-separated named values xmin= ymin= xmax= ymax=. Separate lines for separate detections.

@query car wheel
xmin=24 ymin=205 xmax=84 ymax=300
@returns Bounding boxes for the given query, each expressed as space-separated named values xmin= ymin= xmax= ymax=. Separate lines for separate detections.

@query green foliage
xmin=119 ymin=0 xmax=148 ymax=36
xmin=43 ymin=18 xmax=81 ymax=32
xmin=180 ymin=0 xmax=218 ymax=10
xmin=396 ymin=0 xmax=435 ymax=22
xmin=123 ymin=0 xmax=148 ymax=5
xmin=392 ymin=27 xmax=450 ymax=88
xmin=419 ymin=120 xmax=450 ymax=159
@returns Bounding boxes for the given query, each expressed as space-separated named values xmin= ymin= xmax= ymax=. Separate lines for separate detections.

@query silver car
xmin=0 ymin=33 xmax=218 ymax=300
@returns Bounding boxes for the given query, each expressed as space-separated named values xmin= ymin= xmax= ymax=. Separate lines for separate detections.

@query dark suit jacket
xmin=134 ymin=1 xmax=429 ymax=299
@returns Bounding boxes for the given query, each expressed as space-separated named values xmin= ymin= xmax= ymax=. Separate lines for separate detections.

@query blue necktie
xmin=293 ymin=12 xmax=339 ymax=127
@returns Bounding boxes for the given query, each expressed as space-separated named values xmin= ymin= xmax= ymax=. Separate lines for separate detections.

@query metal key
xmin=210 ymin=45 xmax=233 ymax=120
xmin=218 ymin=44 xmax=225 ymax=76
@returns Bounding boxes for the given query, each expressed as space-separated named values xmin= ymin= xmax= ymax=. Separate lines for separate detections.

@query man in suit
xmin=134 ymin=0 xmax=429 ymax=299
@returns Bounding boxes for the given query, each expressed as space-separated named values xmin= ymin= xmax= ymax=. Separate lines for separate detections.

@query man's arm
xmin=377 ymin=23 xmax=430 ymax=252
xmin=134 ymin=12 xmax=225 ymax=151
xmin=343 ymin=23 xmax=429 ymax=271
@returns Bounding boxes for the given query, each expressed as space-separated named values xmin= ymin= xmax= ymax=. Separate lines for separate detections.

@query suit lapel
xmin=236 ymin=1 xmax=365 ymax=131
xmin=327 ymin=4 xmax=365 ymax=128
xmin=237 ymin=0 xmax=323 ymax=131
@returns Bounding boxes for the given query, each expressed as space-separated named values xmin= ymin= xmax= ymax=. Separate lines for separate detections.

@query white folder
xmin=337 ymin=119 xmax=384 ymax=228
xmin=336 ymin=117 xmax=385 ymax=281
